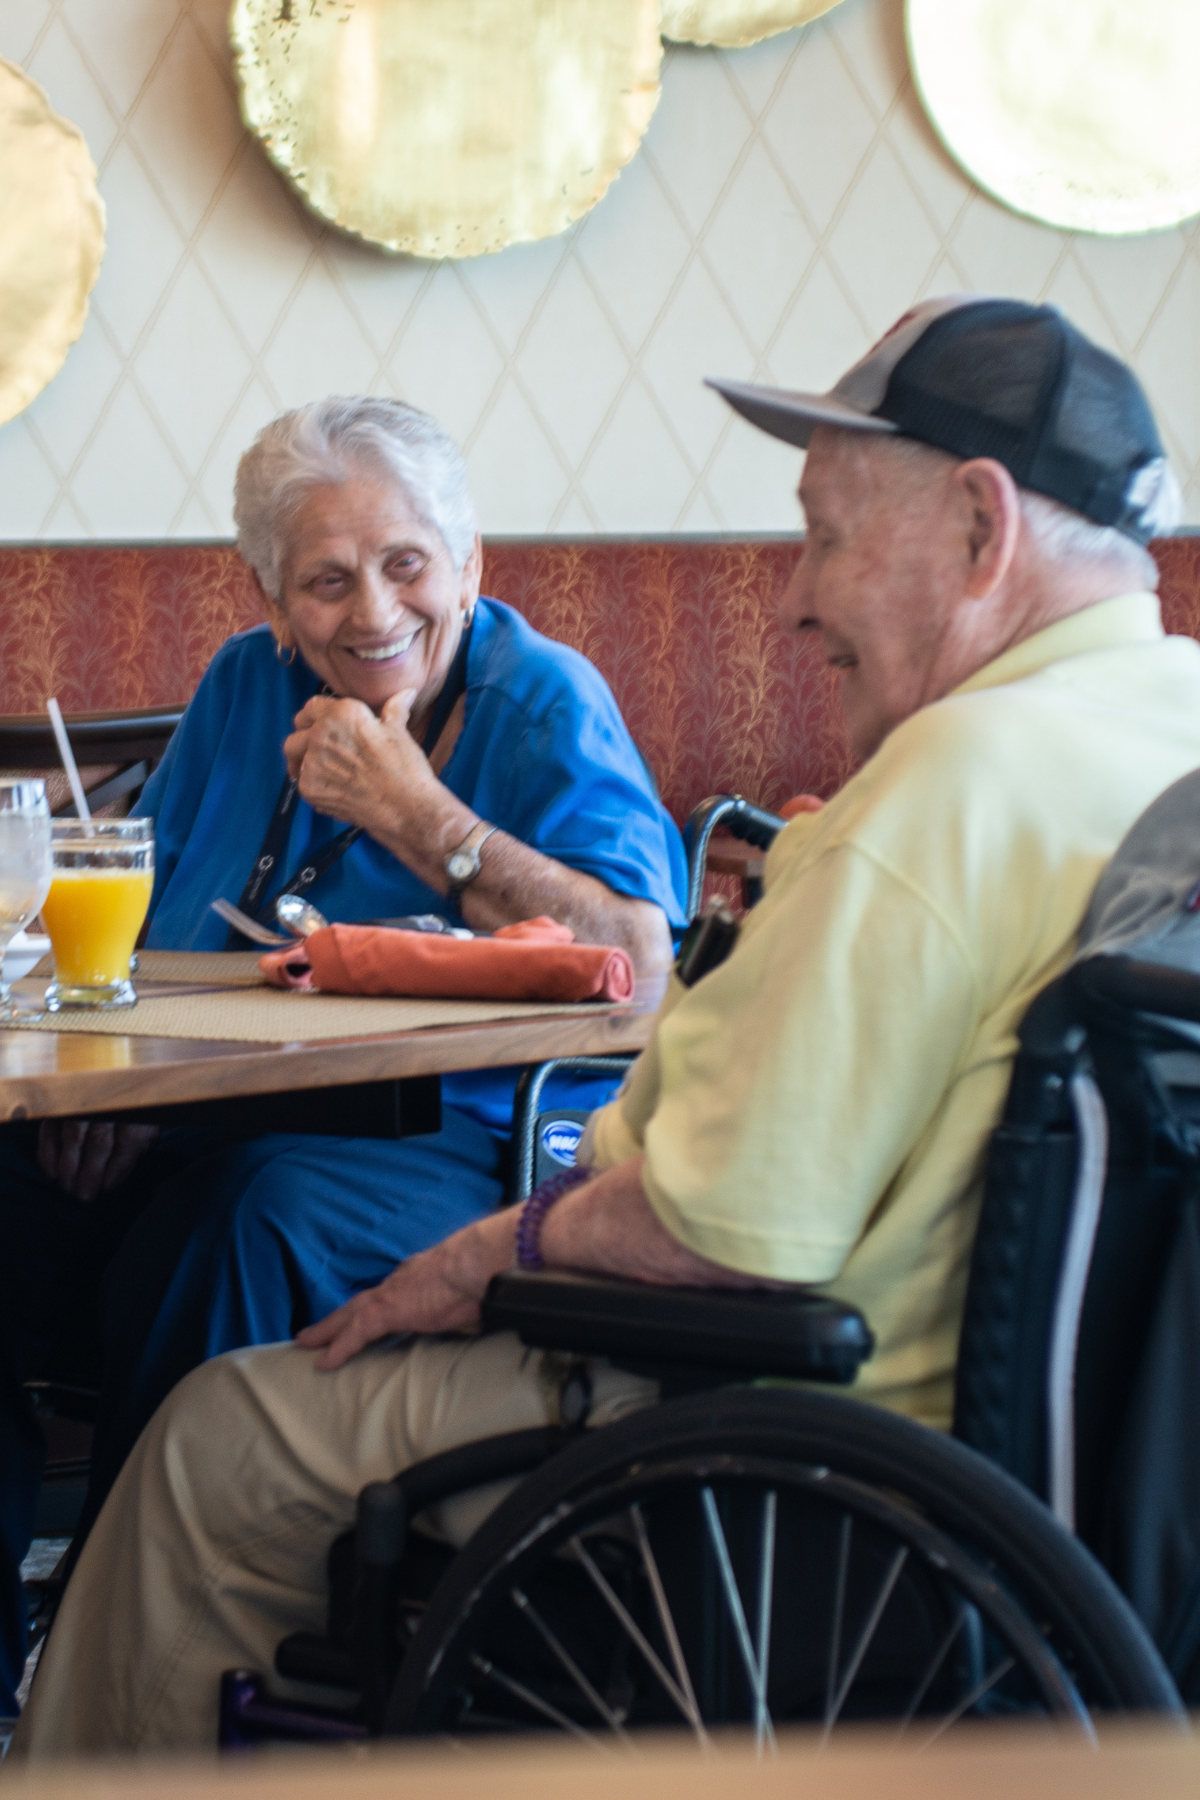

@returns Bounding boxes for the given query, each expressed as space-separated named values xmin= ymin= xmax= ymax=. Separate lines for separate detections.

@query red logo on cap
xmin=872 ymin=309 xmax=919 ymax=350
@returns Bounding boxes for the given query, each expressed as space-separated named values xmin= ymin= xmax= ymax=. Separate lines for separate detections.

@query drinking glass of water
xmin=0 ymin=780 xmax=52 ymax=1023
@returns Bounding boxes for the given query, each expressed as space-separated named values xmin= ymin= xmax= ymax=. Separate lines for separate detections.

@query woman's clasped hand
xmin=281 ymin=686 xmax=476 ymax=897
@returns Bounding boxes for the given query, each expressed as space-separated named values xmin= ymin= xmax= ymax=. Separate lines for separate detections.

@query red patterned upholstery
xmin=1 ymin=538 xmax=1197 ymax=823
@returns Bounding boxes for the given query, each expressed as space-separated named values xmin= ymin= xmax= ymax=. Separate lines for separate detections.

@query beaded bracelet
xmin=515 ymin=1164 xmax=592 ymax=1271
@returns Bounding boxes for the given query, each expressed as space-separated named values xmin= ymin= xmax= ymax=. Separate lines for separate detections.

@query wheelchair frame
xmin=220 ymin=1262 xmax=1179 ymax=1746
xmin=29 ymin=789 xmax=1189 ymax=1743
xmin=220 ymin=842 xmax=1200 ymax=1746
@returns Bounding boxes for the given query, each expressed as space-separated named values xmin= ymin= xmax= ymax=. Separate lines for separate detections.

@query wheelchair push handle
xmin=722 ymin=795 xmax=787 ymax=849
xmin=686 ymin=792 xmax=785 ymax=853
xmin=683 ymin=793 xmax=786 ymax=921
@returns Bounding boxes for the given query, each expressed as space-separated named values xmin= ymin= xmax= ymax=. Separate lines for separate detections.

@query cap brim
xmin=706 ymin=377 xmax=897 ymax=450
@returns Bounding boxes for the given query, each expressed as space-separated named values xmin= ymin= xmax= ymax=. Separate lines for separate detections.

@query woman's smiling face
xmin=269 ymin=471 xmax=482 ymax=723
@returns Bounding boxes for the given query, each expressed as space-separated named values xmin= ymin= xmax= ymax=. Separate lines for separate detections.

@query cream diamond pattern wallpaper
xmin=3 ymin=0 xmax=1200 ymax=540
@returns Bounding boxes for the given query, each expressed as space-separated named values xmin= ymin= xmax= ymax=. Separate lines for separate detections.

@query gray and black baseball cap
xmin=708 ymin=295 xmax=1174 ymax=545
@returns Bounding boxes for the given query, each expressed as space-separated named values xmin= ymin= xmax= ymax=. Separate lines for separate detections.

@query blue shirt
xmin=136 ymin=598 xmax=687 ymax=1130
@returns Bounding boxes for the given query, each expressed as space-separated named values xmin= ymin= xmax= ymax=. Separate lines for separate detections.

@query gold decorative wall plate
xmin=0 ymin=59 xmax=105 ymax=427
xmin=660 ymin=0 xmax=844 ymax=48
xmin=907 ymin=0 xmax=1200 ymax=236
xmin=230 ymin=0 xmax=662 ymax=259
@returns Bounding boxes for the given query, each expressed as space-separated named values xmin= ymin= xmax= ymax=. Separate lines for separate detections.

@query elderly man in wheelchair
xmin=16 ymin=296 xmax=1200 ymax=1756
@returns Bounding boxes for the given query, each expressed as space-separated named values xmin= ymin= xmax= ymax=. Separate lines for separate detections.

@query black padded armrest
xmin=482 ymin=1270 xmax=873 ymax=1385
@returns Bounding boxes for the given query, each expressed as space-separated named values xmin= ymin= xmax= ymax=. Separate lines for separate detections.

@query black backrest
xmin=1069 ymin=1004 xmax=1196 ymax=1550
xmin=952 ymin=977 xmax=1081 ymax=1501
xmin=955 ymin=961 xmax=1200 ymax=1555
xmin=0 ymin=706 xmax=183 ymax=815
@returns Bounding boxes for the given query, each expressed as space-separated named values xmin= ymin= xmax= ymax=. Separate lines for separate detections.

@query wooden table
xmin=0 ymin=979 xmax=664 ymax=1124
xmin=2 ymin=1720 xmax=1198 ymax=1800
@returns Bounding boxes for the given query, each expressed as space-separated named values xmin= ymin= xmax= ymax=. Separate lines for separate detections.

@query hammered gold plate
xmin=908 ymin=0 xmax=1200 ymax=236
xmin=660 ymin=0 xmax=844 ymax=48
xmin=231 ymin=0 xmax=662 ymax=259
xmin=0 ymin=59 xmax=105 ymax=426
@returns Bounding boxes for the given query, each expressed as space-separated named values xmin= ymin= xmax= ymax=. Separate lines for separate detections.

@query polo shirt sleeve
xmin=490 ymin=690 xmax=688 ymax=930
xmin=637 ymin=840 xmax=981 ymax=1282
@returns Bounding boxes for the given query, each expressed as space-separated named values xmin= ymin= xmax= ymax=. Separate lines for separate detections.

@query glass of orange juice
xmin=43 ymin=819 xmax=154 ymax=1010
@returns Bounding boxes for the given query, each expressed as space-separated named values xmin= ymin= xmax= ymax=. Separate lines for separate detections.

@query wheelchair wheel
xmin=386 ymin=1388 xmax=1180 ymax=1744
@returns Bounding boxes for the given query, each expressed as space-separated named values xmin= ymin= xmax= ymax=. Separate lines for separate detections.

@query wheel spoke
xmin=755 ymin=1490 xmax=777 ymax=1757
xmin=509 ymin=1585 xmax=632 ymax=1741
xmin=915 ymin=1656 xmax=1018 ymax=1747
xmin=405 ymin=1439 xmax=1099 ymax=1743
xmin=699 ymin=1487 xmax=776 ymax=1752
xmin=569 ymin=1535 xmax=701 ymax=1735
xmin=628 ymin=1504 xmax=708 ymax=1745
xmin=820 ymin=1545 xmax=908 ymax=1743
xmin=894 ymin=1609 xmax=967 ymax=1734
xmin=825 ymin=1513 xmax=852 ymax=1725
xmin=468 ymin=1652 xmax=604 ymax=1745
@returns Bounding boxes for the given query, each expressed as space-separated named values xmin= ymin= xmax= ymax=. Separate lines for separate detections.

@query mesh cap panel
xmin=877 ymin=301 xmax=1166 ymax=542
xmin=709 ymin=296 xmax=1173 ymax=544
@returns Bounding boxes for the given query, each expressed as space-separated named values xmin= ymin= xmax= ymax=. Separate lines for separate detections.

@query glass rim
xmin=50 ymin=817 xmax=153 ymax=836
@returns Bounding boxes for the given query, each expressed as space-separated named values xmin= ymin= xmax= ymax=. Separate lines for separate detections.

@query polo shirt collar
xmin=952 ymin=591 xmax=1163 ymax=699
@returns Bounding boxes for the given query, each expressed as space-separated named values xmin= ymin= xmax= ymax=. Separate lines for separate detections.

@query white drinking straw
xmin=46 ymin=696 xmax=93 ymax=829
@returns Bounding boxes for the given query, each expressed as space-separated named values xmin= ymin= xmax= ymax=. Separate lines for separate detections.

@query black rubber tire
xmin=385 ymin=1387 xmax=1182 ymax=1734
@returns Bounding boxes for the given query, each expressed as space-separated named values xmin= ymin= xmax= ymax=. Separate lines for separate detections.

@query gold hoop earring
xmin=275 ymin=638 xmax=297 ymax=667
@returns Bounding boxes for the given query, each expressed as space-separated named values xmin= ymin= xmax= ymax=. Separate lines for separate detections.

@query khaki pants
xmin=11 ymin=1333 xmax=657 ymax=1758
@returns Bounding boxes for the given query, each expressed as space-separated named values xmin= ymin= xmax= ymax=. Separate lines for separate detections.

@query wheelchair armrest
xmin=482 ymin=1269 xmax=873 ymax=1384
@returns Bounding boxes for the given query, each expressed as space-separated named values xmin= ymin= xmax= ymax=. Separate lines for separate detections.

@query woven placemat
xmin=25 ymin=949 xmax=266 ymax=989
xmin=4 ymin=961 xmax=608 ymax=1043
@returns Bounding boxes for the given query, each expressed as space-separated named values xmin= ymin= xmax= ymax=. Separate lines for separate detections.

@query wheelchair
xmin=218 ymin=793 xmax=1200 ymax=1749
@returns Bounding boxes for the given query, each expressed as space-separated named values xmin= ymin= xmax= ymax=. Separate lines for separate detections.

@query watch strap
xmin=445 ymin=820 xmax=497 ymax=893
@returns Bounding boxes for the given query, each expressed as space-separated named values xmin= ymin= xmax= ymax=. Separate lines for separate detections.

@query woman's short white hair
xmin=234 ymin=397 xmax=477 ymax=599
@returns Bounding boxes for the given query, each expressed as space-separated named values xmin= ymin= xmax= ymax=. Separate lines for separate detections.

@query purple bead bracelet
xmin=515 ymin=1165 xmax=592 ymax=1271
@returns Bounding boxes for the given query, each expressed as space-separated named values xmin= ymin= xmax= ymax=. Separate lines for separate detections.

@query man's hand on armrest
xmin=296 ymin=1156 xmax=777 ymax=1371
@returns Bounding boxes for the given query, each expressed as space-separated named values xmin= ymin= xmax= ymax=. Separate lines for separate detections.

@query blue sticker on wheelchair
xmin=541 ymin=1119 xmax=584 ymax=1166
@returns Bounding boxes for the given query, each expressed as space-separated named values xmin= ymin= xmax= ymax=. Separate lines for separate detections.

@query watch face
xmin=447 ymin=850 xmax=474 ymax=882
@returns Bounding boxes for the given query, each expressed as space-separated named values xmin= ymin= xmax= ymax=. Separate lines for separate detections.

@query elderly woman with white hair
xmin=0 ymin=397 xmax=685 ymax=1676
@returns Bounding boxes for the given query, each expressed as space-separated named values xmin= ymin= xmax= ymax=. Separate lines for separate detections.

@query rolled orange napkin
xmin=259 ymin=916 xmax=634 ymax=1003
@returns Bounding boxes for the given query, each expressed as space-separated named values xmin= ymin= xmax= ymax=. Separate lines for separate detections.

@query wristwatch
xmin=445 ymin=820 xmax=498 ymax=894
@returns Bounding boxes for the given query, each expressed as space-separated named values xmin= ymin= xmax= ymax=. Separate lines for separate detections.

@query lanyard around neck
xmin=235 ymin=778 xmax=362 ymax=924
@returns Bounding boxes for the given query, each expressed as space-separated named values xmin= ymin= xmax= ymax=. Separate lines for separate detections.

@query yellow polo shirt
xmin=589 ymin=593 xmax=1200 ymax=1429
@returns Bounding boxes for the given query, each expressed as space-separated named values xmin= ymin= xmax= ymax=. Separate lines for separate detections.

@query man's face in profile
xmin=780 ymin=426 xmax=968 ymax=761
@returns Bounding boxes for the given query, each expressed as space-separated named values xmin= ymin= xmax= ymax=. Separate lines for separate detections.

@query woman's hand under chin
xmin=283 ymin=689 xmax=475 ymax=876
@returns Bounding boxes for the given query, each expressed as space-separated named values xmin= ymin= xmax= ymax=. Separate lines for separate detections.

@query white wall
xmin=3 ymin=0 xmax=1200 ymax=540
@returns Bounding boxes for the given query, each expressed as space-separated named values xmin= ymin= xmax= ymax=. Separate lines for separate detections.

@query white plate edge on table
xmin=5 ymin=931 xmax=51 ymax=982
